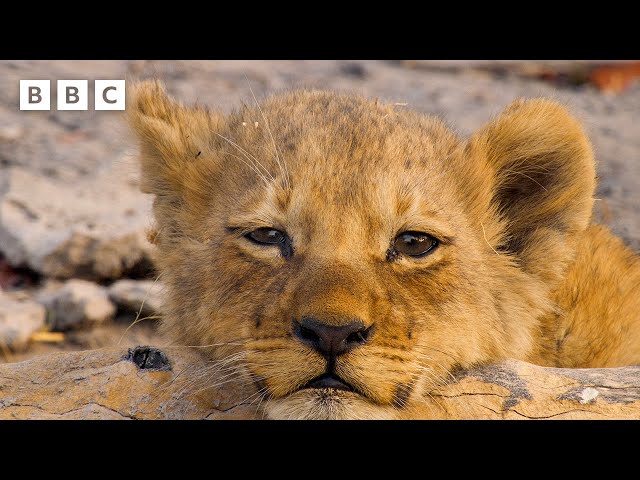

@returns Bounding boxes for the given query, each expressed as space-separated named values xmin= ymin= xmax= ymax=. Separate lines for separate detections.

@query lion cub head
xmin=129 ymin=81 xmax=595 ymax=419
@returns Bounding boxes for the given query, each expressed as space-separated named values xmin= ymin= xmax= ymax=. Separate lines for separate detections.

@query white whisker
xmin=245 ymin=75 xmax=291 ymax=189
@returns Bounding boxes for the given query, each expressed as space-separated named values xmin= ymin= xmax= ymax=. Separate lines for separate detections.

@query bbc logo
xmin=20 ymin=80 xmax=126 ymax=111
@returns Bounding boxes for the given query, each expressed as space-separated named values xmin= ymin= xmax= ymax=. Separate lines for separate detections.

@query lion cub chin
xmin=266 ymin=391 xmax=396 ymax=420
xmin=128 ymin=81 xmax=640 ymax=420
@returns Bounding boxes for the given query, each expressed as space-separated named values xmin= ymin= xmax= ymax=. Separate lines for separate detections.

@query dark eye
xmin=245 ymin=228 xmax=293 ymax=258
xmin=393 ymin=231 xmax=439 ymax=257
xmin=246 ymin=228 xmax=285 ymax=245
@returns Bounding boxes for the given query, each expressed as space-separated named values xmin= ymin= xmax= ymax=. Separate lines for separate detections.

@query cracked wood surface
xmin=0 ymin=347 xmax=260 ymax=419
xmin=0 ymin=346 xmax=639 ymax=419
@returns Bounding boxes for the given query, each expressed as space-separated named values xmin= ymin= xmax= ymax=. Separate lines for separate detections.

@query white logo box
xmin=20 ymin=80 xmax=126 ymax=111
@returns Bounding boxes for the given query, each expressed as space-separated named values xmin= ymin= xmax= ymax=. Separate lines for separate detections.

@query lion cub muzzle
xmin=292 ymin=316 xmax=373 ymax=392
xmin=293 ymin=317 xmax=373 ymax=358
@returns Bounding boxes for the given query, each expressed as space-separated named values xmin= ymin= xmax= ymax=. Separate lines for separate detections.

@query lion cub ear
xmin=466 ymin=99 xmax=596 ymax=280
xmin=127 ymin=80 xmax=222 ymax=197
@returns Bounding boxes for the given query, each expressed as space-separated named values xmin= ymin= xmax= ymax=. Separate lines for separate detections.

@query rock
xmin=0 ymin=294 xmax=46 ymax=350
xmin=1 ymin=347 xmax=640 ymax=419
xmin=108 ymin=279 xmax=164 ymax=317
xmin=38 ymin=279 xmax=116 ymax=331
xmin=0 ymin=124 xmax=23 ymax=142
xmin=0 ymin=166 xmax=153 ymax=280
xmin=0 ymin=254 xmax=38 ymax=290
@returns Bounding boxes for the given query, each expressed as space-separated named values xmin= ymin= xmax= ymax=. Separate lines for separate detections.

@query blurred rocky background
xmin=1 ymin=60 xmax=639 ymax=363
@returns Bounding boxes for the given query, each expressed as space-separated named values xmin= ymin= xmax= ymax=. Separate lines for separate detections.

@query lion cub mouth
xmin=302 ymin=373 xmax=356 ymax=393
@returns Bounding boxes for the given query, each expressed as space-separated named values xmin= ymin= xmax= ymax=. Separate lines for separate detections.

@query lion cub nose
xmin=293 ymin=317 xmax=373 ymax=358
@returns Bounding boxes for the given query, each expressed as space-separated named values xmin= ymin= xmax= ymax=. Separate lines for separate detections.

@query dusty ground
xmin=1 ymin=60 xmax=639 ymax=363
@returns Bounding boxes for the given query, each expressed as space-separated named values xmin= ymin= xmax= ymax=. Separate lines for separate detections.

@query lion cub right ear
xmin=127 ymin=80 xmax=223 ymax=197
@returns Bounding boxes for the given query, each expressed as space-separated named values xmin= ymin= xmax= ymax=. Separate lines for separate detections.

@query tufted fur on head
xmin=128 ymin=80 xmax=640 ymax=419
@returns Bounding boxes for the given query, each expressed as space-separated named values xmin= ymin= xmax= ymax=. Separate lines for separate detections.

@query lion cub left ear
xmin=127 ymin=80 xmax=223 ymax=197
xmin=466 ymin=99 xmax=596 ymax=281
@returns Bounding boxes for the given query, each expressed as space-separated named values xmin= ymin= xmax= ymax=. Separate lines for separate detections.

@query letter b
xmin=20 ymin=80 xmax=50 ymax=110
xmin=29 ymin=87 xmax=42 ymax=103
xmin=57 ymin=80 xmax=88 ymax=110
xmin=67 ymin=87 xmax=79 ymax=103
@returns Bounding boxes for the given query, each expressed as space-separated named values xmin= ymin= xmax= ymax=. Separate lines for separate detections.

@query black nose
xmin=293 ymin=317 xmax=373 ymax=358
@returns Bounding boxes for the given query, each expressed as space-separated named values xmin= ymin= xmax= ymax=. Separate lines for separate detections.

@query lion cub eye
xmin=246 ymin=228 xmax=285 ymax=245
xmin=393 ymin=231 xmax=439 ymax=257
xmin=245 ymin=228 xmax=293 ymax=258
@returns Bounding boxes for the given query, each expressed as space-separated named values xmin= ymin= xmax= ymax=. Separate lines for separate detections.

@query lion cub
xmin=129 ymin=81 xmax=640 ymax=419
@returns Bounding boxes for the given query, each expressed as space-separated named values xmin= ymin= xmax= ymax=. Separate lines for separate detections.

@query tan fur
xmin=128 ymin=80 xmax=640 ymax=419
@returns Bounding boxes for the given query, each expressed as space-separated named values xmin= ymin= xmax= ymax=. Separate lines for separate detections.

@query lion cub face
xmin=130 ymin=82 xmax=595 ymax=419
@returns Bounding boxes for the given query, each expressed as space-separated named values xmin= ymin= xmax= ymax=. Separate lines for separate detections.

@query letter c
xmin=102 ymin=86 xmax=117 ymax=104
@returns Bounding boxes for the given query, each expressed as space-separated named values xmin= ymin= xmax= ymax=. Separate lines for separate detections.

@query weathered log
xmin=422 ymin=361 xmax=640 ymax=419
xmin=0 ymin=346 xmax=639 ymax=419
xmin=0 ymin=347 xmax=259 ymax=420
